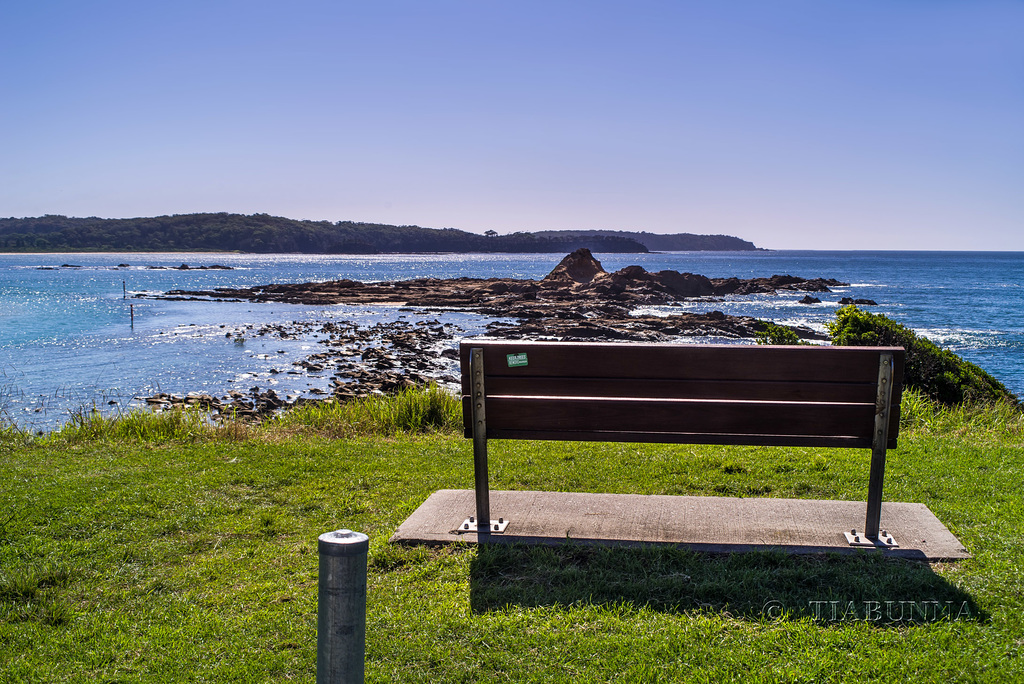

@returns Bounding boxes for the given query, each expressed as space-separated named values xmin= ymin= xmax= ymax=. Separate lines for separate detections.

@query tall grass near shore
xmin=0 ymin=420 xmax=17 ymax=444
xmin=37 ymin=384 xmax=463 ymax=445
xmin=0 ymin=412 xmax=26 ymax=454
xmin=50 ymin=406 xmax=213 ymax=445
xmin=899 ymin=387 xmax=1024 ymax=439
xmin=273 ymin=384 xmax=461 ymax=437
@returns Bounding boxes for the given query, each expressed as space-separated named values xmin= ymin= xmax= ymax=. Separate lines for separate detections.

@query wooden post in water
xmin=123 ymin=280 xmax=126 ymax=299
xmin=130 ymin=304 xmax=134 ymax=328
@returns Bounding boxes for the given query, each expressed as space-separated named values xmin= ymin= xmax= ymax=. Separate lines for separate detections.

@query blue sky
xmin=2 ymin=1 xmax=1021 ymax=250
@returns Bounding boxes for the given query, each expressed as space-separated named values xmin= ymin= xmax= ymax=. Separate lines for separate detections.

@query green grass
xmin=2 ymin=391 xmax=1023 ymax=682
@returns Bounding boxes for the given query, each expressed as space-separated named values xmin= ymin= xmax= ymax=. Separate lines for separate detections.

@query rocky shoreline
xmin=138 ymin=249 xmax=858 ymax=416
xmin=135 ymin=317 xmax=464 ymax=420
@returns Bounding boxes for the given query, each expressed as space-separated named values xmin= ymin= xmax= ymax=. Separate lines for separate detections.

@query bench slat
xmin=460 ymin=342 xmax=902 ymax=386
xmin=482 ymin=376 xmax=878 ymax=403
xmin=484 ymin=428 xmax=868 ymax=449
xmin=469 ymin=395 xmax=875 ymax=442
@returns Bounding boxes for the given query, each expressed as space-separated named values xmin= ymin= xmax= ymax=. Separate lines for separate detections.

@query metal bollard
xmin=317 ymin=529 xmax=369 ymax=684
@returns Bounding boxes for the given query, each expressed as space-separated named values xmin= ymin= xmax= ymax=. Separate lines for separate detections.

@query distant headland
xmin=0 ymin=213 xmax=760 ymax=254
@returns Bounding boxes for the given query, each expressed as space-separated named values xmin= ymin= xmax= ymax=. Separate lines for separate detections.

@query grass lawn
xmin=1 ymin=392 xmax=1022 ymax=682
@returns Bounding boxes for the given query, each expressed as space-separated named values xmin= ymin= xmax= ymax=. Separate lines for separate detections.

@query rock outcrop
xmin=162 ymin=249 xmax=846 ymax=311
xmin=543 ymin=248 xmax=607 ymax=284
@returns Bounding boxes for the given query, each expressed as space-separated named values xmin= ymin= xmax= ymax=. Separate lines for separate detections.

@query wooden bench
xmin=459 ymin=340 xmax=905 ymax=547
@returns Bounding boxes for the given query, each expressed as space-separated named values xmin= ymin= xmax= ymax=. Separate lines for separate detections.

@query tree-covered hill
xmin=0 ymin=213 xmax=758 ymax=253
xmin=532 ymin=229 xmax=759 ymax=251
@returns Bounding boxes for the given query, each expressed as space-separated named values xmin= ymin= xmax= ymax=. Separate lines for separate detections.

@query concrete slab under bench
xmin=390 ymin=489 xmax=970 ymax=561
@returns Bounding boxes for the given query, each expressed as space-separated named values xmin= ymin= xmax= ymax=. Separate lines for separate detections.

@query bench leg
xmin=864 ymin=352 xmax=894 ymax=540
xmin=865 ymin=444 xmax=886 ymax=539
xmin=471 ymin=347 xmax=492 ymax=535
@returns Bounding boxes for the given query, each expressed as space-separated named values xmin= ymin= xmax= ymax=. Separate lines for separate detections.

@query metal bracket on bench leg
xmin=845 ymin=528 xmax=898 ymax=548
xmin=459 ymin=516 xmax=510 ymax=533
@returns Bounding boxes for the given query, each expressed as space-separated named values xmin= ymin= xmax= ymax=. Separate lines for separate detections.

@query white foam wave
xmin=913 ymin=327 xmax=1007 ymax=348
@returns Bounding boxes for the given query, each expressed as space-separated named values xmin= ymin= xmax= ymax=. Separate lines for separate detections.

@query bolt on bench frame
xmin=460 ymin=340 xmax=905 ymax=546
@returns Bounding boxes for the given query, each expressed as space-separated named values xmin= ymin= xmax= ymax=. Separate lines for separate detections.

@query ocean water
xmin=1 ymin=250 xmax=1022 ymax=431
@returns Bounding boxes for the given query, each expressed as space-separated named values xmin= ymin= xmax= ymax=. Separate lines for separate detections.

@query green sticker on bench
xmin=506 ymin=353 xmax=528 ymax=368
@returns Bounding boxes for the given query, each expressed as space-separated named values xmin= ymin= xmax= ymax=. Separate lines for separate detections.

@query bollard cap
xmin=318 ymin=529 xmax=369 ymax=556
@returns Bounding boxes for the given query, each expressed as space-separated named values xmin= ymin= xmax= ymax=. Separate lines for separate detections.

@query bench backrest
xmin=460 ymin=340 xmax=905 ymax=449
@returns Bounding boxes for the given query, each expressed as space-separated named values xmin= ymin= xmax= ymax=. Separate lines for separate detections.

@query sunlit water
xmin=2 ymin=251 xmax=1022 ymax=431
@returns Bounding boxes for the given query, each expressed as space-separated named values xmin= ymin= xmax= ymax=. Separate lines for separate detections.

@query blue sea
xmin=2 ymin=251 xmax=1022 ymax=431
